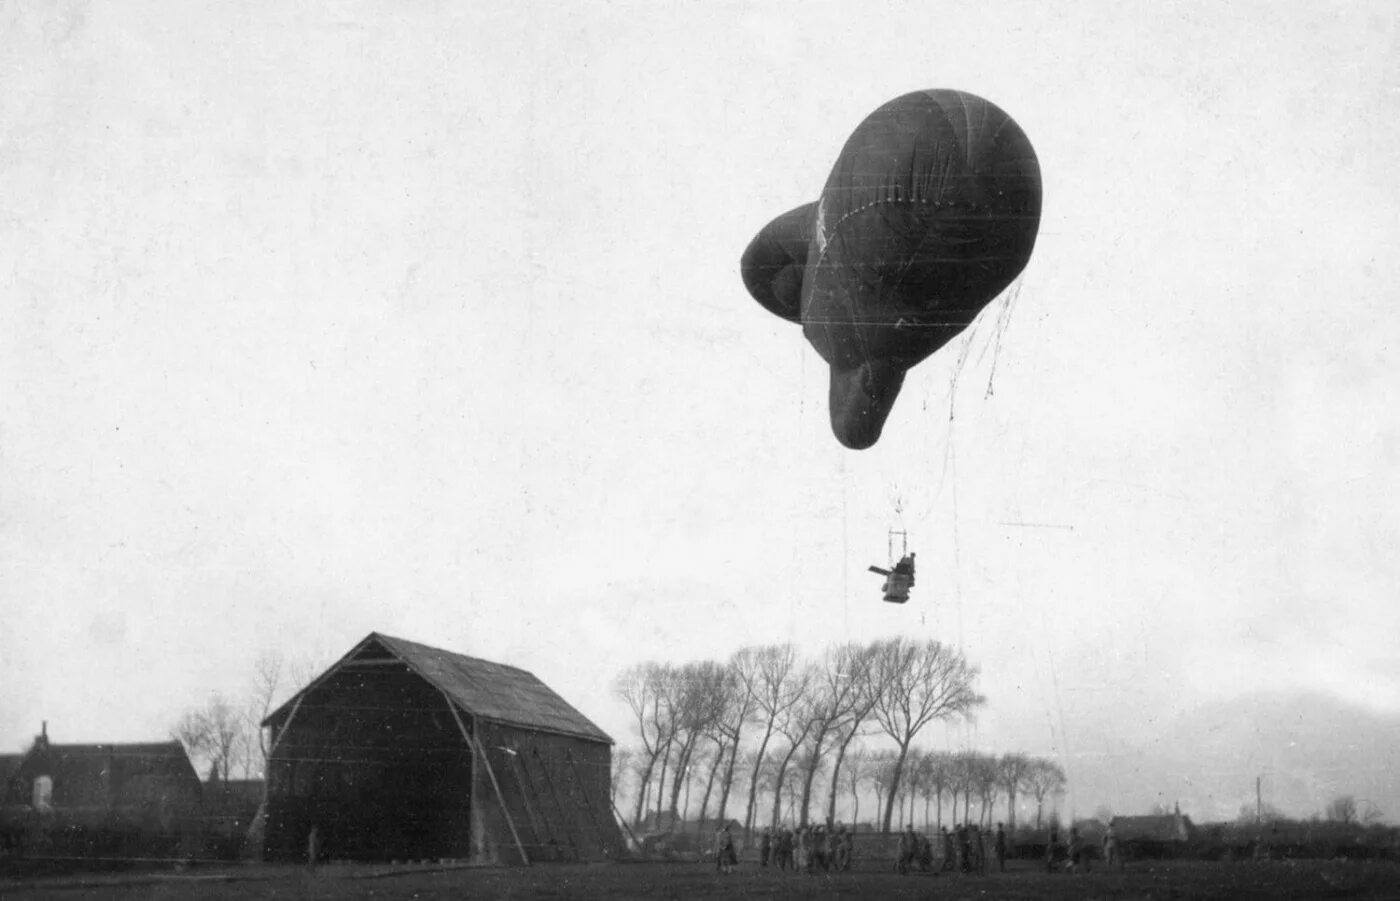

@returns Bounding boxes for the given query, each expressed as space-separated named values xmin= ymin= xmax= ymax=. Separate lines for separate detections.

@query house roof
xmin=204 ymin=777 xmax=264 ymax=814
xmin=268 ymin=632 xmax=613 ymax=745
xmin=4 ymin=741 xmax=199 ymax=807
xmin=206 ymin=778 xmax=265 ymax=801
xmin=1113 ymin=814 xmax=1195 ymax=842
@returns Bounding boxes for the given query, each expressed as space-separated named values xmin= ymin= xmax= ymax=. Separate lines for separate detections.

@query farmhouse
xmin=1114 ymin=806 xmax=1197 ymax=843
xmin=1112 ymin=804 xmax=1198 ymax=858
xmin=261 ymin=632 xmax=621 ymax=865
xmin=0 ymin=724 xmax=202 ymax=857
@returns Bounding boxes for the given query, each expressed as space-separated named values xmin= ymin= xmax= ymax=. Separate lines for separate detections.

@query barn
xmin=261 ymin=632 xmax=622 ymax=865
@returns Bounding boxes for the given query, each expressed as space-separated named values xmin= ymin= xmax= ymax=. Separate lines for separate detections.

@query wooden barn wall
xmin=263 ymin=668 xmax=472 ymax=863
xmin=475 ymin=721 xmax=621 ymax=863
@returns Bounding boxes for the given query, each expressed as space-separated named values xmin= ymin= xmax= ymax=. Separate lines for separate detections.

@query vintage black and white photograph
xmin=2 ymin=2 xmax=1397 ymax=898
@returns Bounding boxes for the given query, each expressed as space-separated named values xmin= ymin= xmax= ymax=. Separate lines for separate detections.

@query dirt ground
xmin=4 ymin=858 xmax=1400 ymax=900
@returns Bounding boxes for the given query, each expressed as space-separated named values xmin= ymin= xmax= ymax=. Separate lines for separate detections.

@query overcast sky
xmin=3 ymin=1 xmax=1397 ymax=820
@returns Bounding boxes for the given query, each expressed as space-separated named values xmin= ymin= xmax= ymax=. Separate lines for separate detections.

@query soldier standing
xmin=836 ymin=824 xmax=853 ymax=871
xmin=306 ymin=823 xmax=320 ymax=871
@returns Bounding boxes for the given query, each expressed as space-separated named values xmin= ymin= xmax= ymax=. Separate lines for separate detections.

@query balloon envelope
xmin=742 ymin=89 xmax=1042 ymax=449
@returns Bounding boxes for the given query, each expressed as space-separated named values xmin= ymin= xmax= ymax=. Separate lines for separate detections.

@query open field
xmin=5 ymin=858 xmax=1400 ymax=900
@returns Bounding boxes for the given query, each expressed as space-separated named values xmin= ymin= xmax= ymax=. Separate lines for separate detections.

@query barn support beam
xmin=565 ymin=748 xmax=611 ymax=849
xmin=268 ymin=693 xmax=305 ymax=755
xmin=531 ymin=747 xmax=579 ymax=858
xmin=506 ymin=751 xmax=554 ymax=852
xmin=443 ymin=696 xmax=530 ymax=866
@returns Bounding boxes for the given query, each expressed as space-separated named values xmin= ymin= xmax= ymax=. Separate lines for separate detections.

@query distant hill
xmin=1067 ymin=691 xmax=1400 ymax=823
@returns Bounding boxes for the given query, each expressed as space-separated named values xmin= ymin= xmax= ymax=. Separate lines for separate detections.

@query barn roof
xmin=268 ymin=632 xmax=613 ymax=745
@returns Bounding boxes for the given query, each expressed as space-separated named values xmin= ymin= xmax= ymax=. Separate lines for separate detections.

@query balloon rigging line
xmin=892 ymin=326 xmax=971 ymax=533
xmin=947 ymin=313 xmax=983 ymax=422
xmin=981 ymin=281 xmax=1023 ymax=399
xmin=950 ymin=438 xmax=963 ymax=652
xmin=1031 ymin=642 xmax=1063 ymax=778
xmin=905 ymin=280 xmax=1023 ymax=530
xmin=841 ymin=457 xmax=850 ymax=634
xmin=1046 ymin=645 xmax=1075 ymax=818
xmin=975 ymin=282 xmax=1021 ymax=368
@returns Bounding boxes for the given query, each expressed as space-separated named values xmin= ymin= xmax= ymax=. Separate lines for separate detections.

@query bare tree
xmin=612 ymin=662 xmax=677 ymax=827
xmin=996 ymin=752 xmax=1033 ymax=831
xmin=842 ymin=745 xmax=869 ymax=826
xmin=807 ymin=641 xmax=883 ymax=827
xmin=923 ymin=750 xmax=953 ymax=832
xmin=866 ymin=748 xmax=899 ymax=824
xmin=746 ymin=747 xmax=779 ymax=829
xmin=791 ymin=745 xmax=830 ymax=823
xmin=712 ymin=649 xmax=759 ymax=827
xmin=723 ymin=753 xmax=754 ymax=828
xmin=693 ymin=741 xmax=725 ymax=831
xmin=974 ymin=754 xmax=1000 ymax=828
xmin=948 ymin=750 xmax=979 ymax=825
xmin=870 ymin=638 xmax=985 ymax=833
xmin=172 ymin=693 xmax=243 ymax=782
xmin=766 ymin=694 xmax=816 ymax=829
xmin=663 ymin=660 xmax=729 ymax=819
xmin=741 ymin=644 xmax=804 ymax=834
xmin=779 ymin=758 xmax=806 ymax=823
xmin=243 ymin=650 xmax=287 ymax=779
xmin=1326 ymin=795 xmax=1358 ymax=825
xmin=904 ymin=748 xmax=930 ymax=828
xmin=611 ymin=747 xmax=635 ymax=805
xmin=910 ymin=749 xmax=949 ymax=830
xmin=1024 ymin=758 xmax=1067 ymax=829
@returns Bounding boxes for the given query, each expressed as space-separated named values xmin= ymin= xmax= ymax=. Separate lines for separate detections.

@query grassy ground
xmin=4 ymin=858 xmax=1400 ymax=900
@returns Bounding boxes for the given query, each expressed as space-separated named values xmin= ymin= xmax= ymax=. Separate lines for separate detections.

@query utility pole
xmin=1256 ymin=775 xmax=1262 ymax=824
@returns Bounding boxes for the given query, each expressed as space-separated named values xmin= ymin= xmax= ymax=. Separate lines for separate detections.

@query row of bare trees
xmin=859 ymin=747 xmax=1067 ymax=832
xmin=611 ymin=637 xmax=997 ymax=835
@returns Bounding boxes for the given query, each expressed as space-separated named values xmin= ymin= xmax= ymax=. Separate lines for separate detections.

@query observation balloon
xmin=741 ymin=89 xmax=1042 ymax=449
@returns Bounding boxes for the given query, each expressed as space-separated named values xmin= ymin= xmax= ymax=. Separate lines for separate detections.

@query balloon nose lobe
xmin=828 ymin=360 xmax=907 ymax=450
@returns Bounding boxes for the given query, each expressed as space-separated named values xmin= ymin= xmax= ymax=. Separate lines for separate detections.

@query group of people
xmin=717 ymin=820 xmax=1126 ymax=877
xmin=896 ymin=822 xmax=1008 ymax=875
xmin=1044 ymin=822 xmax=1122 ymax=873
xmin=754 ymin=823 xmax=854 ymax=873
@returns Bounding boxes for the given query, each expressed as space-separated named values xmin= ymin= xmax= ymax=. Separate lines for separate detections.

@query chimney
xmin=35 ymin=721 xmax=49 ymax=751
